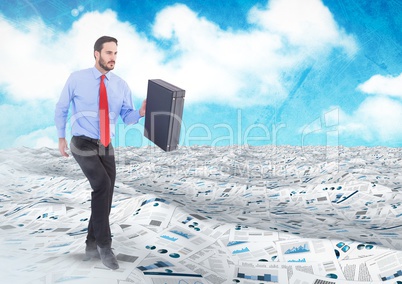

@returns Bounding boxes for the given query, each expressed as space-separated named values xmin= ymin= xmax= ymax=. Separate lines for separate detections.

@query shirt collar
xmin=92 ymin=66 xmax=110 ymax=80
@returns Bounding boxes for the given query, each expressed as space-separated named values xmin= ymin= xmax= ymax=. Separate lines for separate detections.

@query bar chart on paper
xmin=380 ymin=269 xmax=402 ymax=281
xmin=234 ymin=267 xmax=286 ymax=283
xmin=147 ymin=276 xmax=204 ymax=284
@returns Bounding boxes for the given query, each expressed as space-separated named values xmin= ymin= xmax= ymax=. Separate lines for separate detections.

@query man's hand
xmin=58 ymin=138 xmax=69 ymax=157
xmin=139 ymin=99 xmax=146 ymax=117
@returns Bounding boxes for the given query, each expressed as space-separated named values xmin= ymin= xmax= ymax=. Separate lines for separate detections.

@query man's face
xmin=96 ymin=41 xmax=117 ymax=72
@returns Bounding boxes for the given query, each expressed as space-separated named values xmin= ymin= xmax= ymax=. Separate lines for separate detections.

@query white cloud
xmin=0 ymin=2 xmax=356 ymax=107
xmin=0 ymin=10 xmax=164 ymax=102
xmin=151 ymin=2 xmax=357 ymax=106
xmin=152 ymin=5 xmax=285 ymax=106
xmin=247 ymin=0 xmax=357 ymax=55
xmin=13 ymin=126 xmax=58 ymax=149
xmin=334 ymin=73 xmax=402 ymax=144
xmin=357 ymin=73 xmax=402 ymax=98
xmin=0 ymin=17 xmax=66 ymax=101
xmin=338 ymin=96 xmax=402 ymax=143
xmin=154 ymin=0 xmax=355 ymax=106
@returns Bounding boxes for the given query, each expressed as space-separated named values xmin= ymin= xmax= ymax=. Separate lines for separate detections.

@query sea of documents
xmin=0 ymin=145 xmax=402 ymax=283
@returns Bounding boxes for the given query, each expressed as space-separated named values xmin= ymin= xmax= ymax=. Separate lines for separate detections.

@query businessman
xmin=55 ymin=36 xmax=146 ymax=270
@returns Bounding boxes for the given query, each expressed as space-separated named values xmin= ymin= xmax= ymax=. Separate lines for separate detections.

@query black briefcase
xmin=144 ymin=79 xmax=185 ymax=152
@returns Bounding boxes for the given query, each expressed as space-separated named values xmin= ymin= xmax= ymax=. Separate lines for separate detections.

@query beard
xmin=99 ymin=56 xmax=115 ymax=72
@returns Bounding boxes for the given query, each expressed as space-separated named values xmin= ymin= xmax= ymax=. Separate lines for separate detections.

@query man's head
xmin=94 ymin=36 xmax=118 ymax=73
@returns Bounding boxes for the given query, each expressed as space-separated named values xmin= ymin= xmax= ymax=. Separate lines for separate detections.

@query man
xmin=55 ymin=36 xmax=146 ymax=270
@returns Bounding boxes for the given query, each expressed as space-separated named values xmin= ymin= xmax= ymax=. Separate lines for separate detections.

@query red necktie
xmin=99 ymin=75 xmax=110 ymax=146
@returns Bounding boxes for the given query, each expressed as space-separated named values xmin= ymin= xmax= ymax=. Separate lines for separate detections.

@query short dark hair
xmin=94 ymin=36 xmax=118 ymax=57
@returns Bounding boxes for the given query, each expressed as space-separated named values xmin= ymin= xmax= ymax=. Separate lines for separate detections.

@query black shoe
xmin=97 ymin=246 xmax=119 ymax=270
xmin=84 ymin=243 xmax=100 ymax=260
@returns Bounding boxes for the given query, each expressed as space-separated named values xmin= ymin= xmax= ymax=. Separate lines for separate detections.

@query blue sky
xmin=0 ymin=0 xmax=401 ymax=149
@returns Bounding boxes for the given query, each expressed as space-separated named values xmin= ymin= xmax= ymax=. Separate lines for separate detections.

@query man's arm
xmin=55 ymin=75 xmax=73 ymax=157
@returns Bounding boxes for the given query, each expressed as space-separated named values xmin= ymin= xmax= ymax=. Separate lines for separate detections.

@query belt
xmin=76 ymin=135 xmax=101 ymax=145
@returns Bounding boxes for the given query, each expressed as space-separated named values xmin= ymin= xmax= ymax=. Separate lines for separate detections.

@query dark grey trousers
xmin=71 ymin=136 xmax=116 ymax=248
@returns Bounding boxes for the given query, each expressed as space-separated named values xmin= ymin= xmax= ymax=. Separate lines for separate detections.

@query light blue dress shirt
xmin=55 ymin=67 xmax=141 ymax=139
